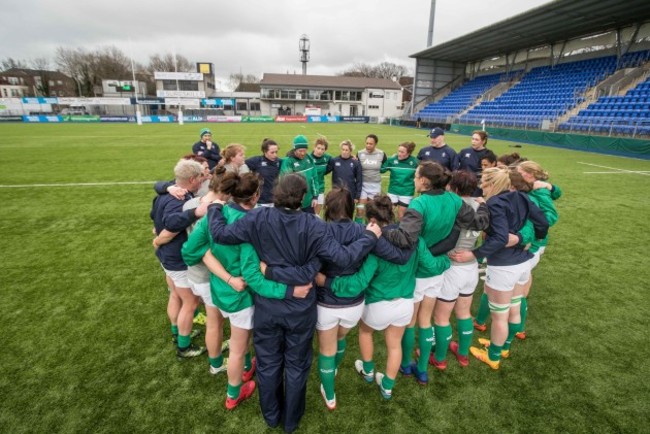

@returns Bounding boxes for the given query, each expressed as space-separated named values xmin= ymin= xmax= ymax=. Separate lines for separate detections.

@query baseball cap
xmin=428 ymin=127 xmax=445 ymax=138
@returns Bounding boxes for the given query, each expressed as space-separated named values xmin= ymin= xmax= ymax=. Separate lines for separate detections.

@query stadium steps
xmin=460 ymin=76 xmax=523 ymax=120
xmin=553 ymin=95 xmax=597 ymax=127
xmin=481 ymin=77 xmax=521 ymax=102
xmin=613 ymin=62 xmax=650 ymax=96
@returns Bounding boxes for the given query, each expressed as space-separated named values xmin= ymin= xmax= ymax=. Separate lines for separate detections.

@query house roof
xmin=411 ymin=0 xmax=650 ymax=63
xmin=261 ymin=73 xmax=402 ymax=90
xmin=234 ymin=82 xmax=261 ymax=92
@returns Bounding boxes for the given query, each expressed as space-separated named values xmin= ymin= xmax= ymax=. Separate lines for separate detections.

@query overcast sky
xmin=1 ymin=0 xmax=550 ymax=87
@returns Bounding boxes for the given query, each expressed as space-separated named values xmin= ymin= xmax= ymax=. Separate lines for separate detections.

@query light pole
xmin=299 ymin=35 xmax=310 ymax=75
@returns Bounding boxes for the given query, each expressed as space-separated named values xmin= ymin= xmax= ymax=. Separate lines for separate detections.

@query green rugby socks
xmin=335 ymin=338 xmax=347 ymax=368
xmin=417 ymin=327 xmax=434 ymax=372
xmin=318 ymin=354 xmax=336 ymax=400
xmin=401 ymin=327 xmax=415 ymax=368
xmin=457 ymin=318 xmax=474 ymax=356
xmin=476 ymin=293 xmax=490 ymax=325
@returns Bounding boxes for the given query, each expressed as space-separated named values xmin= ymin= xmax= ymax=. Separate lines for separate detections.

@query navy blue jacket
xmin=327 ymin=156 xmax=362 ymax=200
xmin=150 ymin=193 xmax=199 ymax=271
xmin=457 ymin=147 xmax=490 ymax=176
xmin=192 ymin=140 xmax=221 ymax=169
xmin=208 ymin=205 xmax=378 ymax=315
xmin=317 ymin=220 xmax=413 ymax=307
xmin=417 ymin=144 xmax=458 ymax=171
xmin=473 ymin=190 xmax=549 ymax=266
xmin=245 ymin=155 xmax=282 ymax=205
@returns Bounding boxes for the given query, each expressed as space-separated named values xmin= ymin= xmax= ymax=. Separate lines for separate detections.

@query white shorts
xmin=440 ymin=262 xmax=479 ymax=302
xmin=362 ymin=298 xmax=413 ymax=330
xmin=485 ymin=261 xmax=532 ymax=292
xmin=413 ymin=275 xmax=445 ymax=302
xmin=530 ymin=246 xmax=546 ymax=269
xmin=220 ymin=305 xmax=255 ymax=330
xmin=316 ymin=303 xmax=364 ymax=331
xmin=388 ymin=193 xmax=413 ymax=206
xmin=317 ymin=193 xmax=325 ymax=205
xmin=162 ymin=266 xmax=190 ymax=289
xmin=360 ymin=182 xmax=382 ymax=200
xmin=188 ymin=280 xmax=215 ymax=308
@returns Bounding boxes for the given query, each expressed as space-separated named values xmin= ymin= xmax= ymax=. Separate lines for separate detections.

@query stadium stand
xmin=414 ymin=50 xmax=650 ymax=135
xmin=408 ymin=0 xmax=650 ymax=142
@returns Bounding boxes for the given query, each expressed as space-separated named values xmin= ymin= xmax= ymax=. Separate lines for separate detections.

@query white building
xmin=259 ymin=74 xmax=404 ymax=119
xmin=153 ymin=71 xmax=216 ymax=108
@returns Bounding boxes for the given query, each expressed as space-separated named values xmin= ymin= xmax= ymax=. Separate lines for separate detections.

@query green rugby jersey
xmin=518 ymin=188 xmax=558 ymax=253
xmin=182 ymin=207 xmax=288 ymax=312
xmin=329 ymin=237 xmax=450 ymax=304
xmin=381 ymin=155 xmax=418 ymax=196
xmin=280 ymin=153 xmax=319 ymax=208
xmin=408 ymin=191 xmax=462 ymax=248
xmin=311 ymin=152 xmax=332 ymax=194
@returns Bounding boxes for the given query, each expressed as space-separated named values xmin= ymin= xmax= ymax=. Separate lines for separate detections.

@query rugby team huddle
xmin=150 ymin=126 xmax=560 ymax=433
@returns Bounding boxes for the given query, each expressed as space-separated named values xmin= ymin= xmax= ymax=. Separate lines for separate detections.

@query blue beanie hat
xmin=293 ymin=135 xmax=309 ymax=149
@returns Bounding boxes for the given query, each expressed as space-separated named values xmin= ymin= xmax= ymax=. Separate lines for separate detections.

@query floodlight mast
xmin=299 ymin=35 xmax=310 ymax=75
xmin=427 ymin=0 xmax=436 ymax=47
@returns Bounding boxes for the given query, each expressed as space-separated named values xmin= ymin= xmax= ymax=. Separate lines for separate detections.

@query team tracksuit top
xmin=518 ymin=184 xmax=562 ymax=253
xmin=182 ymin=204 xmax=291 ymax=313
xmin=457 ymin=147 xmax=490 ymax=176
xmin=208 ymin=204 xmax=378 ymax=314
xmin=327 ymin=156 xmax=362 ymax=200
xmin=327 ymin=229 xmax=451 ymax=304
xmin=311 ymin=152 xmax=332 ymax=195
xmin=381 ymin=154 xmax=418 ymax=197
xmin=150 ymin=191 xmax=199 ymax=271
xmin=473 ymin=190 xmax=549 ymax=266
xmin=417 ymin=144 xmax=459 ymax=171
xmin=245 ymin=155 xmax=282 ymax=205
xmin=192 ymin=140 xmax=222 ymax=169
xmin=316 ymin=220 xmax=412 ymax=308
xmin=280 ymin=151 xmax=319 ymax=209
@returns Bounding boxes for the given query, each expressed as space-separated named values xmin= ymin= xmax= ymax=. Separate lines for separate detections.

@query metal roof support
xmin=552 ymin=41 xmax=567 ymax=68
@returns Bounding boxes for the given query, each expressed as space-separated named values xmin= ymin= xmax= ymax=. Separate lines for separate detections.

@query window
xmin=236 ymin=102 xmax=248 ymax=111
xmin=250 ymin=102 xmax=260 ymax=111
xmin=57 ymin=80 xmax=63 ymax=85
xmin=162 ymin=80 xmax=199 ymax=91
xmin=368 ymin=105 xmax=380 ymax=109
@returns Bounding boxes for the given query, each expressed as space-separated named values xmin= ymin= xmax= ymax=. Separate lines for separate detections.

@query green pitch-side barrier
xmin=450 ymin=124 xmax=650 ymax=159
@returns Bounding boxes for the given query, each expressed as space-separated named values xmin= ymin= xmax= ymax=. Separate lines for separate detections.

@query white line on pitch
xmin=583 ymin=171 xmax=650 ymax=174
xmin=0 ymin=181 xmax=156 ymax=188
xmin=577 ymin=162 xmax=650 ymax=176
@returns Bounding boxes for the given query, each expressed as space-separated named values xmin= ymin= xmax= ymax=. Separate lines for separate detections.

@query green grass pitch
xmin=0 ymin=122 xmax=648 ymax=433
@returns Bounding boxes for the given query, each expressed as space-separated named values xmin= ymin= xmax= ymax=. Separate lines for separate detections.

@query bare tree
xmin=55 ymin=46 xmax=133 ymax=96
xmin=373 ymin=61 xmax=409 ymax=80
xmin=31 ymin=57 xmax=52 ymax=96
xmin=339 ymin=61 xmax=410 ymax=80
xmin=1 ymin=57 xmax=29 ymax=71
xmin=228 ymin=72 xmax=260 ymax=90
xmin=55 ymin=47 xmax=95 ymax=96
xmin=93 ymin=46 xmax=132 ymax=80
xmin=148 ymin=53 xmax=194 ymax=73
